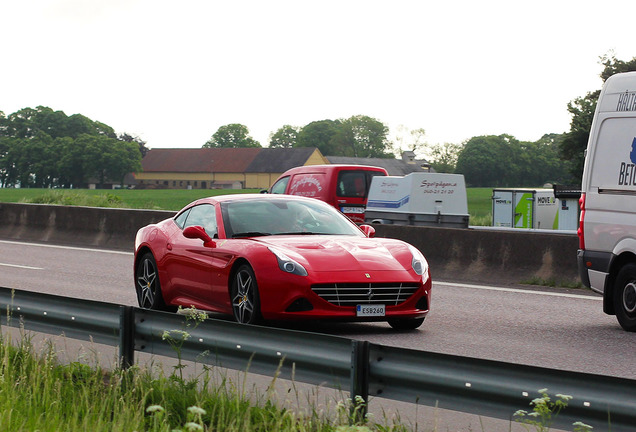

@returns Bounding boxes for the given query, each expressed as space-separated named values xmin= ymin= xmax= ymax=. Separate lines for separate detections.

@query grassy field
xmin=0 ymin=188 xmax=261 ymax=211
xmin=0 ymin=188 xmax=494 ymax=224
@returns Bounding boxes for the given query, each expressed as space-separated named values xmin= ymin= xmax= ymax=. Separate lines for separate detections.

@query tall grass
xmin=0 ymin=330 xmax=408 ymax=432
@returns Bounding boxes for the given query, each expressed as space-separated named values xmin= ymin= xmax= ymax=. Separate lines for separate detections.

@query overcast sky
xmin=2 ymin=0 xmax=636 ymax=153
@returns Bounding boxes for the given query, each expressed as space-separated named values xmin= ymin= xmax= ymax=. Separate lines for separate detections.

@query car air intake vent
xmin=311 ymin=282 xmax=419 ymax=306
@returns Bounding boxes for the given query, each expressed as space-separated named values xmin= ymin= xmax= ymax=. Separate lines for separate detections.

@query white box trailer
xmin=492 ymin=188 xmax=558 ymax=229
xmin=364 ymin=173 xmax=469 ymax=228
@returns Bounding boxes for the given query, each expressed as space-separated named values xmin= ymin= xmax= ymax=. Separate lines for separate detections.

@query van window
xmin=337 ymin=170 xmax=383 ymax=198
xmin=270 ymin=176 xmax=290 ymax=194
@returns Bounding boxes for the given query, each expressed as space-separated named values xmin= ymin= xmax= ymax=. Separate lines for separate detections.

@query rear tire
xmin=135 ymin=252 xmax=171 ymax=311
xmin=387 ymin=317 xmax=425 ymax=330
xmin=613 ymin=263 xmax=636 ymax=332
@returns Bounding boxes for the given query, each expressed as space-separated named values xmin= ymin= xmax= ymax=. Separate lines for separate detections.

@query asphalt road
xmin=0 ymin=238 xmax=632 ymax=380
xmin=3 ymin=238 xmax=634 ymax=431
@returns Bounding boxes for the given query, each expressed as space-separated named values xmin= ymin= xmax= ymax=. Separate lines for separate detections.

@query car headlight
xmin=408 ymin=244 xmax=429 ymax=280
xmin=268 ymin=247 xmax=308 ymax=276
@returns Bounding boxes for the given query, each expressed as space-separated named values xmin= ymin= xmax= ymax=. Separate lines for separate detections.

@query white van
xmin=578 ymin=71 xmax=636 ymax=331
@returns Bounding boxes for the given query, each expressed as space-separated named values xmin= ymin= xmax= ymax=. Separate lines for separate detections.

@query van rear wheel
xmin=613 ymin=263 xmax=636 ymax=332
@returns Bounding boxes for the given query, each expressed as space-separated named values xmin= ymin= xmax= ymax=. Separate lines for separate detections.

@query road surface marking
xmin=0 ymin=262 xmax=43 ymax=270
xmin=434 ymin=281 xmax=602 ymax=301
xmin=0 ymin=240 xmax=133 ymax=255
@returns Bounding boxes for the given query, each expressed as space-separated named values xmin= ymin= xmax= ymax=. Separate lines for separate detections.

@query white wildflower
xmin=188 ymin=406 xmax=207 ymax=416
xmin=145 ymin=405 xmax=164 ymax=414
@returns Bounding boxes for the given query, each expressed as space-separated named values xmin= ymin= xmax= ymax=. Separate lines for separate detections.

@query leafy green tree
xmin=119 ymin=132 xmax=149 ymax=157
xmin=331 ymin=115 xmax=393 ymax=158
xmin=102 ymin=139 xmax=142 ymax=187
xmin=456 ymin=135 xmax=517 ymax=187
xmin=426 ymin=142 xmax=463 ymax=173
xmin=203 ymin=124 xmax=261 ymax=148
xmin=0 ymin=137 xmax=17 ymax=187
xmin=0 ymin=106 xmax=140 ymax=188
xmin=457 ymin=134 xmax=573 ymax=187
xmin=392 ymin=126 xmax=427 ymax=157
xmin=1 ymin=106 xmax=116 ymax=139
xmin=296 ymin=119 xmax=342 ymax=155
xmin=560 ymin=91 xmax=600 ymax=181
xmin=561 ymin=54 xmax=636 ymax=181
xmin=269 ymin=125 xmax=299 ymax=148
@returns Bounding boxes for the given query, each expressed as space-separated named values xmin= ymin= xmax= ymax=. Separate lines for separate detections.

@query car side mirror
xmin=183 ymin=225 xmax=216 ymax=248
xmin=359 ymin=224 xmax=376 ymax=238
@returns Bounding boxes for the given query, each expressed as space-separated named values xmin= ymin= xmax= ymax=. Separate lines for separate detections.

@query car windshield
xmin=221 ymin=198 xmax=364 ymax=238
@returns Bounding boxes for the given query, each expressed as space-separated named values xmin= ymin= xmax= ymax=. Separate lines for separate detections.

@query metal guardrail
xmin=0 ymin=286 xmax=634 ymax=431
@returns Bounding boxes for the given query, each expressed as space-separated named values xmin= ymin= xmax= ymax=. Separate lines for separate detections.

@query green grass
xmin=0 ymin=188 xmax=261 ymax=211
xmin=0 ymin=331 xmax=405 ymax=432
xmin=466 ymin=188 xmax=492 ymax=226
xmin=0 ymin=188 xmax=494 ymax=224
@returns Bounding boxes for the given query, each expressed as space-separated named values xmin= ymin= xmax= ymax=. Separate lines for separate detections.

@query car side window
xmin=184 ymin=204 xmax=218 ymax=238
xmin=174 ymin=208 xmax=191 ymax=229
xmin=270 ymin=176 xmax=290 ymax=194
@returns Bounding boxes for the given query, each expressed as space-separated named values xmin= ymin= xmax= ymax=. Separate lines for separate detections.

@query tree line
xmin=0 ymin=107 xmax=146 ymax=188
xmin=202 ymin=54 xmax=636 ymax=188
xmin=2 ymin=54 xmax=634 ymax=189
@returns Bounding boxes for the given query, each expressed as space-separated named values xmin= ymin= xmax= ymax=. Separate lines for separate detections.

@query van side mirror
xmin=183 ymin=225 xmax=216 ymax=248
xmin=359 ymin=224 xmax=376 ymax=238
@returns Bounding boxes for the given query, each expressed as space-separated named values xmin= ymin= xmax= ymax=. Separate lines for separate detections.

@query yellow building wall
xmin=135 ymin=148 xmax=331 ymax=189
xmin=245 ymin=173 xmax=280 ymax=189
xmin=303 ymin=149 xmax=330 ymax=165
xmin=136 ymin=172 xmax=213 ymax=182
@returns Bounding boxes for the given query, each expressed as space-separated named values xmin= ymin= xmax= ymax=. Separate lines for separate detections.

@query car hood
xmin=255 ymin=235 xmax=410 ymax=272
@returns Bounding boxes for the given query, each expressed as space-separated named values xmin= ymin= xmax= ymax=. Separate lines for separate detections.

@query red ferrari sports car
xmin=134 ymin=194 xmax=431 ymax=329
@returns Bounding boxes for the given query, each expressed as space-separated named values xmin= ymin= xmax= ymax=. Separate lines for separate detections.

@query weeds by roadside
xmin=0 ymin=304 xmax=602 ymax=432
xmin=520 ymin=276 xmax=583 ymax=289
xmin=514 ymin=389 xmax=593 ymax=432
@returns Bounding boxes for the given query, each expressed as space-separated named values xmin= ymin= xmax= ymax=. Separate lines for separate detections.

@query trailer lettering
xmin=617 ymin=91 xmax=636 ymax=112
xmin=420 ymin=180 xmax=457 ymax=188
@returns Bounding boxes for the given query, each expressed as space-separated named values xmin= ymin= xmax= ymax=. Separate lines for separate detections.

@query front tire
xmin=231 ymin=264 xmax=262 ymax=324
xmin=614 ymin=263 xmax=636 ymax=332
xmin=387 ymin=317 xmax=425 ymax=330
xmin=135 ymin=252 xmax=170 ymax=311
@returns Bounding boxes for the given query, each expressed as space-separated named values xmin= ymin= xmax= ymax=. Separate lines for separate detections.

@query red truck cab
xmin=269 ymin=164 xmax=388 ymax=224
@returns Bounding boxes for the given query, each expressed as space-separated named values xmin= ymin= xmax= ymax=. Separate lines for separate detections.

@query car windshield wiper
xmin=231 ymin=232 xmax=271 ymax=238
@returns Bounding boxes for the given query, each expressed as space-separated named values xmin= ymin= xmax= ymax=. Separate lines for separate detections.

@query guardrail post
xmin=350 ymin=340 xmax=370 ymax=422
xmin=119 ymin=306 xmax=135 ymax=369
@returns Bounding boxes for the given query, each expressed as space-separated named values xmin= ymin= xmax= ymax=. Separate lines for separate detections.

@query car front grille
xmin=311 ymin=282 xmax=420 ymax=306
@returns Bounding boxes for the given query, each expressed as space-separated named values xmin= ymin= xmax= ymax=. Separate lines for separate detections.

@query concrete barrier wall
xmin=374 ymin=225 xmax=579 ymax=286
xmin=0 ymin=203 xmax=175 ymax=251
xmin=0 ymin=203 xmax=579 ymax=286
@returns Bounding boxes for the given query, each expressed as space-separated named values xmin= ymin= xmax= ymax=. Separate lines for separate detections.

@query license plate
xmin=341 ymin=206 xmax=365 ymax=214
xmin=356 ymin=304 xmax=385 ymax=317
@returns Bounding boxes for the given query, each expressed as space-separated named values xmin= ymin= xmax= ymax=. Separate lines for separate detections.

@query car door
xmin=164 ymin=203 xmax=232 ymax=311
